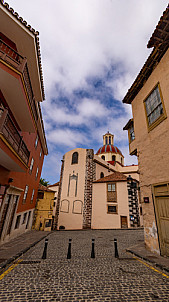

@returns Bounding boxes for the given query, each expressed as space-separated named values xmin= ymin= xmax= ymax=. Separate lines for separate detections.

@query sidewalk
xmin=127 ymin=242 xmax=169 ymax=273
xmin=0 ymin=230 xmax=51 ymax=270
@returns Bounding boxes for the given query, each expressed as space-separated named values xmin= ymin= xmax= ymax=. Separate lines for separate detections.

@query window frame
xmin=71 ymin=152 xmax=78 ymax=165
xmin=143 ymin=82 xmax=167 ymax=132
xmin=35 ymin=167 xmax=39 ymax=179
xmin=107 ymin=204 xmax=118 ymax=214
xmin=107 ymin=183 xmax=116 ymax=192
xmin=29 ymin=157 xmax=34 ymax=174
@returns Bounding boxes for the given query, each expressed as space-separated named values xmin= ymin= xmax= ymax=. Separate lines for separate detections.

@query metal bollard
xmin=67 ymin=239 xmax=72 ymax=259
xmin=114 ymin=238 xmax=119 ymax=258
xmin=42 ymin=238 xmax=48 ymax=259
xmin=91 ymin=239 xmax=95 ymax=258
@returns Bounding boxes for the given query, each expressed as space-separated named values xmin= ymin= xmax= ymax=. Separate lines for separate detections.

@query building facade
xmin=123 ymin=5 xmax=169 ymax=256
xmin=0 ymin=2 xmax=47 ymax=243
xmin=54 ymin=133 xmax=141 ymax=230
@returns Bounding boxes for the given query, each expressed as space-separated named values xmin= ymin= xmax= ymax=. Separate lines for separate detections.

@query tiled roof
xmin=93 ymin=172 xmax=127 ymax=183
xmin=38 ymin=184 xmax=55 ymax=192
xmin=122 ymin=4 xmax=169 ymax=104
xmin=96 ymin=144 xmax=123 ymax=156
xmin=48 ymin=182 xmax=60 ymax=187
xmin=0 ymin=0 xmax=45 ymax=100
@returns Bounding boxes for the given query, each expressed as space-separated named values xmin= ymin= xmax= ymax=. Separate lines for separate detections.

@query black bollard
xmin=114 ymin=238 xmax=119 ymax=258
xmin=91 ymin=239 xmax=95 ymax=258
xmin=42 ymin=238 xmax=48 ymax=259
xmin=67 ymin=239 xmax=72 ymax=259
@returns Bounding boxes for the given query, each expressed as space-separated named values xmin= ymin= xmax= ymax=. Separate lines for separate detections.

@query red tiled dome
xmin=96 ymin=145 xmax=123 ymax=157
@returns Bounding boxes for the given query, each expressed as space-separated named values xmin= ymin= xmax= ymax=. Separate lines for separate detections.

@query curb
xmin=0 ymin=232 xmax=52 ymax=273
xmin=126 ymin=248 xmax=169 ymax=273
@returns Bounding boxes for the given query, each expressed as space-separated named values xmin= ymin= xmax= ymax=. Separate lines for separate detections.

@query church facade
xmin=53 ymin=133 xmax=142 ymax=230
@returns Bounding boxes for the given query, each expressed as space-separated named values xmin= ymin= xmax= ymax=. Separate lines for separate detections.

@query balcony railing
xmin=0 ymin=108 xmax=30 ymax=166
xmin=0 ymin=39 xmax=38 ymax=122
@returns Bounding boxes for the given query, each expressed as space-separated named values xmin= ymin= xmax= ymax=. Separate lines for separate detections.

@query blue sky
xmin=7 ymin=0 xmax=169 ymax=184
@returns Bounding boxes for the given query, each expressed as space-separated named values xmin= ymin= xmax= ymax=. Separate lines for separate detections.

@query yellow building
xmin=123 ymin=6 xmax=169 ymax=256
xmin=33 ymin=184 xmax=55 ymax=231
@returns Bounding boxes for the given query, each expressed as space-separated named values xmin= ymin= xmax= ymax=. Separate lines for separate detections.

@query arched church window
xmin=101 ymin=155 xmax=105 ymax=160
xmin=112 ymin=155 xmax=116 ymax=161
xmin=100 ymin=172 xmax=104 ymax=178
xmin=105 ymin=137 xmax=108 ymax=145
xmin=72 ymin=152 xmax=78 ymax=164
xmin=109 ymin=136 xmax=111 ymax=144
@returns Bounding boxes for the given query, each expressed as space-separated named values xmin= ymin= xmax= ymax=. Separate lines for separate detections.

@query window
xmin=107 ymin=205 xmax=117 ymax=214
xmin=105 ymin=137 xmax=108 ymax=145
xmin=112 ymin=155 xmax=116 ymax=161
xmin=109 ymin=136 xmax=111 ymax=144
xmin=31 ymin=189 xmax=35 ymax=203
xmin=29 ymin=157 xmax=34 ymax=173
xmin=129 ymin=125 xmax=135 ymax=142
xmin=101 ymin=155 xmax=105 ymax=160
xmin=100 ymin=172 xmax=104 ymax=178
xmin=37 ymin=191 xmax=44 ymax=199
xmin=40 ymin=148 xmax=42 ymax=158
xmin=71 ymin=152 xmax=78 ymax=164
xmin=15 ymin=215 xmax=21 ymax=229
xmin=35 ymin=167 xmax=39 ymax=179
xmin=22 ymin=212 xmax=27 ymax=224
xmin=121 ymin=157 xmax=123 ymax=165
xmin=35 ymin=135 xmax=39 ymax=148
xmin=108 ymin=183 xmax=116 ymax=192
xmin=144 ymin=84 xmax=166 ymax=130
xmin=23 ymin=185 xmax=29 ymax=204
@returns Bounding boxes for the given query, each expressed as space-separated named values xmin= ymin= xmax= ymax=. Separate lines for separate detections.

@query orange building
xmin=0 ymin=2 xmax=48 ymax=243
xmin=123 ymin=6 xmax=169 ymax=256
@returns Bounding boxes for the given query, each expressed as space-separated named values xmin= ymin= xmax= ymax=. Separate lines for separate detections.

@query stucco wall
xmin=131 ymin=47 xmax=169 ymax=253
xmin=58 ymin=148 xmax=86 ymax=230
xmin=92 ymin=181 xmax=129 ymax=229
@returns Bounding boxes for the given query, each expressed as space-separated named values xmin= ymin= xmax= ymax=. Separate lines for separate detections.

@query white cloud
xmin=47 ymin=128 xmax=89 ymax=148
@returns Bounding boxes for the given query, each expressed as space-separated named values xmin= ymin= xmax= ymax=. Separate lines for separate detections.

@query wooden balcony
xmin=0 ymin=39 xmax=38 ymax=124
xmin=0 ymin=108 xmax=30 ymax=166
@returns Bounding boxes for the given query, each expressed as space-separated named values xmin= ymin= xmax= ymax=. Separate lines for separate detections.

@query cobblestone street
xmin=0 ymin=229 xmax=169 ymax=301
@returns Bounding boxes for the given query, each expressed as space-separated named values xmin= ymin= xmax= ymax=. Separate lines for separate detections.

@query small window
xmin=37 ymin=191 xmax=44 ymax=199
xmin=107 ymin=205 xmax=117 ymax=214
xmin=31 ymin=189 xmax=35 ymax=203
xmin=108 ymin=183 xmax=116 ymax=192
xmin=23 ymin=185 xmax=29 ymax=204
xmin=35 ymin=135 xmax=39 ymax=148
xmin=40 ymin=148 xmax=42 ymax=158
xmin=105 ymin=137 xmax=108 ymax=145
xmin=100 ymin=172 xmax=104 ymax=178
xmin=29 ymin=157 xmax=34 ymax=173
xmin=144 ymin=84 xmax=166 ymax=130
xmin=15 ymin=215 xmax=21 ymax=229
xmin=101 ymin=155 xmax=105 ymax=160
xmin=109 ymin=136 xmax=111 ymax=144
xmin=140 ymin=206 xmax=142 ymax=216
xmin=35 ymin=167 xmax=39 ymax=179
xmin=22 ymin=213 xmax=27 ymax=224
xmin=121 ymin=157 xmax=123 ymax=165
xmin=112 ymin=155 xmax=116 ymax=161
xmin=72 ymin=152 xmax=78 ymax=164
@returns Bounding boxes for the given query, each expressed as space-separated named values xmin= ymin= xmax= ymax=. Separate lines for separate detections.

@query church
xmin=52 ymin=133 xmax=142 ymax=230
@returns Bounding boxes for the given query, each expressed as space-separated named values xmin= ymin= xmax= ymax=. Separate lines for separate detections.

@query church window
xmin=101 ymin=155 xmax=105 ymax=160
xmin=112 ymin=155 xmax=116 ymax=161
xmin=105 ymin=137 xmax=108 ymax=145
xmin=100 ymin=172 xmax=104 ymax=178
xmin=144 ymin=83 xmax=166 ymax=131
xmin=72 ymin=152 xmax=78 ymax=164
xmin=109 ymin=136 xmax=111 ymax=144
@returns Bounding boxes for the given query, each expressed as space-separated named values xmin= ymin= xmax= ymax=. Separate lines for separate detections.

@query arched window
xmin=101 ymin=155 xmax=105 ymax=160
xmin=105 ymin=137 xmax=108 ymax=145
xmin=109 ymin=136 xmax=111 ymax=144
xmin=100 ymin=172 xmax=104 ymax=178
xmin=72 ymin=152 xmax=78 ymax=164
xmin=112 ymin=155 xmax=116 ymax=161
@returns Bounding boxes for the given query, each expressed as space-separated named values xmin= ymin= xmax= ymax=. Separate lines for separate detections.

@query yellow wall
xmin=34 ymin=190 xmax=55 ymax=231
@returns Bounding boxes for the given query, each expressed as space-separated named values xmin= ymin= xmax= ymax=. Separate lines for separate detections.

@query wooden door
xmin=121 ymin=216 xmax=128 ymax=228
xmin=153 ymin=183 xmax=169 ymax=256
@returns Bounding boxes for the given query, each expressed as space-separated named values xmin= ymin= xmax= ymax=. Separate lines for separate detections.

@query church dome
xmin=96 ymin=144 xmax=123 ymax=156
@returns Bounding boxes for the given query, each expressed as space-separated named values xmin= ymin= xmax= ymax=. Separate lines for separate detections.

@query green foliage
xmin=40 ymin=178 xmax=50 ymax=187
